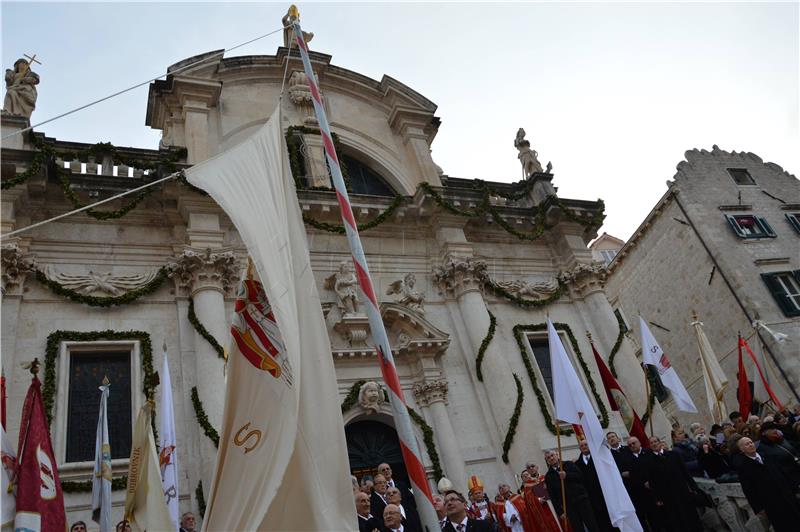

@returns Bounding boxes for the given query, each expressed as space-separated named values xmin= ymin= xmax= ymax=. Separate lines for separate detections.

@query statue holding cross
xmin=3 ymin=54 xmax=41 ymax=119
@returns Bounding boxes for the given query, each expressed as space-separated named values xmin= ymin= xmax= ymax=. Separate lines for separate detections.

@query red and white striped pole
xmin=290 ymin=14 xmax=440 ymax=531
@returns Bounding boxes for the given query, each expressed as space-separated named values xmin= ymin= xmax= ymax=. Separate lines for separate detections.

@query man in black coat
xmin=757 ymin=422 xmax=800 ymax=491
xmin=356 ymin=491 xmax=381 ymax=532
xmin=371 ymin=474 xmax=389 ymax=521
xmin=735 ymin=436 xmax=800 ymax=532
xmin=544 ymin=449 xmax=599 ymax=532
xmin=575 ymin=441 xmax=615 ymax=532
xmin=626 ymin=436 xmax=662 ymax=532
xmin=440 ymin=490 xmax=493 ymax=532
xmin=386 ymin=486 xmax=422 ymax=532
xmin=378 ymin=463 xmax=417 ymax=509
xmin=648 ymin=437 xmax=702 ymax=532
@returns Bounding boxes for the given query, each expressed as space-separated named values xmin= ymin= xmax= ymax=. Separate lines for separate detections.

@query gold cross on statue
xmin=20 ymin=53 xmax=41 ymax=75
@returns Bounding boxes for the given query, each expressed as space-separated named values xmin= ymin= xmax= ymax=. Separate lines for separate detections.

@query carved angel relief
xmin=386 ymin=273 xmax=425 ymax=314
xmin=493 ymin=277 xmax=560 ymax=300
xmin=43 ymin=266 xmax=158 ymax=296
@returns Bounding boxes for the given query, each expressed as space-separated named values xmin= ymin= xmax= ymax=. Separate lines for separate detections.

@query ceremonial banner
xmin=91 ymin=380 xmax=112 ymax=531
xmin=639 ymin=317 xmax=697 ymax=413
xmin=549 ymin=320 xmax=642 ymax=532
xmin=691 ymin=316 xmax=729 ymax=423
xmin=188 ymin=108 xmax=353 ymax=530
xmin=1 ymin=426 xmax=15 ymax=528
xmin=124 ymin=401 xmax=172 ymax=532
xmin=14 ymin=374 xmax=66 ymax=532
xmin=590 ymin=341 xmax=649 ymax=447
xmin=158 ymin=351 xmax=179 ymax=531
xmin=739 ymin=336 xmax=783 ymax=411
xmin=737 ymin=340 xmax=752 ymax=419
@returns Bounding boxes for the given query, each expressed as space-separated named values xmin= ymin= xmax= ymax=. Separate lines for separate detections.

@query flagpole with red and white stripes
xmin=289 ymin=11 xmax=439 ymax=531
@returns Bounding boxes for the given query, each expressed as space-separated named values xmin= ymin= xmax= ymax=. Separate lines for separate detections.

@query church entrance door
xmin=345 ymin=419 xmax=410 ymax=485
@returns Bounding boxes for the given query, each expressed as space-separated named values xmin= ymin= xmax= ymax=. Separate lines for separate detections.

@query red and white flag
xmin=14 ymin=373 xmax=66 ymax=532
xmin=737 ymin=338 xmax=753 ymax=419
xmin=739 ymin=336 xmax=783 ymax=411
xmin=639 ymin=317 xmax=697 ymax=413
xmin=188 ymin=108 xmax=353 ymax=530
xmin=549 ymin=320 xmax=642 ymax=532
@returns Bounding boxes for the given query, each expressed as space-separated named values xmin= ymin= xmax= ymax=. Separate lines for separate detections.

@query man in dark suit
xmin=544 ymin=449 xmax=599 ymax=532
xmin=378 ymin=463 xmax=417 ymax=509
xmin=626 ymin=436 xmax=661 ymax=532
xmin=179 ymin=512 xmax=196 ymax=532
xmin=648 ymin=436 xmax=702 ymax=532
xmin=574 ymin=440 xmax=615 ymax=531
xmin=356 ymin=491 xmax=381 ymax=532
xmin=735 ymin=436 xmax=800 ymax=532
xmin=758 ymin=422 xmax=800 ymax=490
xmin=440 ymin=490 xmax=493 ymax=532
xmin=383 ymin=503 xmax=420 ymax=532
xmin=386 ymin=486 xmax=422 ymax=532
xmin=371 ymin=474 xmax=389 ymax=520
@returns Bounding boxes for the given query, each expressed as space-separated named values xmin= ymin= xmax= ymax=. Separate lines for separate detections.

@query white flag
xmin=158 ymin=351 xmax=179 ymax=531
xmin=91 ymin=381 xmax=112 ymax=531
xmin=1 ymin=425 xmax=15 ymax=528
xmin=640 ymin=317 xmax=697 ymax=413
xmin=548 ymin=320 xmax=642 ymax=532
xmin=691 ymin=317 xmax=728 ymax=423
xmin=188 ymin=108 xmax=354 ymax=530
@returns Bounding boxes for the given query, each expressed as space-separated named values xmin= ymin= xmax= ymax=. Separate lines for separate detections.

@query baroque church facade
xmin=1 ymin=40 xmax=666 ymax=525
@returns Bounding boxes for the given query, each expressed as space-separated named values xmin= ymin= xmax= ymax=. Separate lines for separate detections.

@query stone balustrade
xmin=694 ymin=477 xmax=769 ymax=531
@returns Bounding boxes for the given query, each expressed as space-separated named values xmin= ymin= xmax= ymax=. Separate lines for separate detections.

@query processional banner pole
xmin=288 ymin=10 xmax=439 ymax=531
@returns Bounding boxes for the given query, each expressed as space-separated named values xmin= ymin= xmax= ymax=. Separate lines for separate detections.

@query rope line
xmin=2 ymin=26 xmax=287 ymax=141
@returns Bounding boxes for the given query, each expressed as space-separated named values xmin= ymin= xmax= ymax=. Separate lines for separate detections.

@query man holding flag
xmin=548 ymin=320 xmax=642 ymax=532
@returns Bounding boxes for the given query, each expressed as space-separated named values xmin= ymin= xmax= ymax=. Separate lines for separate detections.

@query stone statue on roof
xmin=514 ymin=128 xmax=543 ymax=178
xmin=3 ymin=58 xmax=40 ymax=118
xmin=282 ymin=6 xmax=314 ymax=48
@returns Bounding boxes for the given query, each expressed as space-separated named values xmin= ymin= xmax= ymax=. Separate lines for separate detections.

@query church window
xmin=761 ymin=271 xmax=800 ymax=317
xmin=727 ymin=168 xmax=756 ymax=186
xmin=341 ymin=154 xmax=395 ymax=197
xmin=725 ymin=214 xmax=776 ymax=239
xmin=600 ymin=249 xmax=618 ymax=265
xmin=786 ymin=213 xmax=800 ymax=234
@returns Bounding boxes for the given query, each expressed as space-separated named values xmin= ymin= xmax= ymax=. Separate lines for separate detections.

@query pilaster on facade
xmin=432 ymin=254 xmax=488 ymax=299
xmin=412 ymin=379 xmax=449 ymax=407
xmin=1 ymin=242 xmax=35 ymax=296
xmin=166 ymin=247 xmax=240 ymax=297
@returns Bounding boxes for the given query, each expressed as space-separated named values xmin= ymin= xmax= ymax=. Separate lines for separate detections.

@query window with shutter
xmin=761 ymin=272 xmax=800 ymax=317
xmin=726 ymin=214 xmax=777 ymax=239
xmin=727 ymin=168 xmax=756 ymax=185
xmin=786 ymin=213 xmax=800 ymax=234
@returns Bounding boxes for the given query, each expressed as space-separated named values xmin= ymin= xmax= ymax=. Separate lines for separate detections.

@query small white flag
xmin=92 ymin=380 xmax=112 ymax=531
xmin=640 ymin=317 xmax=697 ymax=413
xmin=548 ymin=320 xmax=642 ymax=532
xmin=1 ymin=425 xmax=16 ymax=528
xmin=158 ymin=350 xmax=179 ymax=531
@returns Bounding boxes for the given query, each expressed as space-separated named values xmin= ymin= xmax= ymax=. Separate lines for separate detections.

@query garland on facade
xmin=475 ymin=310 xmax=496 ymax=382
xmin=640 ymin=370 xmax=658 ymax=426
xmin=58 ymin=167 xmax=158 ymax=220
xmin=43 ymin=330 xmax=155 ymax=426
xmin=61 ymin=475 xmax=128 ymax=493
xmin=176 ymin=169 xmax=209 ymax=196
xmin=483 ymin=279 xmax=566 ymax=309
xmin=302 ymin=194 xmax=405 ymax=234
xmin=512 ymin=322 xmax=609 ymax=436
xmin=1 ymin=134 xmax=47 ymax=190
xmin=608 ymin=311 xmax=627 ymax=378
xmin=33 ymin=267 xmax=169 ymax=307
xmin=339 ymin=380 xmax=443 ymax=480
xmin=285 ymin=126 xmax=352 ymax=191
xmin=191 ymin=386 xmax=220 ymax=448
xmin=188 ymin=300 xmax=226 ymax=359
xmin=501 ymin=374 xmax=524 ymax=463
xmin=196 ymin=481 xmax=207 ymax=518
xmin=417 ymin=182 xmax=605 ymax=242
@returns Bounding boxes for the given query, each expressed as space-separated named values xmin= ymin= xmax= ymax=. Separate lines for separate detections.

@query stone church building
xmin=2 ymin=38 xmax=667 ymax=526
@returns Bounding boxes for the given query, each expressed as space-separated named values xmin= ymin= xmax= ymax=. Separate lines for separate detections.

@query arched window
xmin=342 ymin=154 xmax=395 ymax=197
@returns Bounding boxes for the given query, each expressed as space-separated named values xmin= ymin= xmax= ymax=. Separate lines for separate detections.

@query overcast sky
xmin=2 ymin=1 xmax=797 ymax=240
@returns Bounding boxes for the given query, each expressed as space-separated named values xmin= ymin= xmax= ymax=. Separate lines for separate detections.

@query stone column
xmin=413 ymin=379 xmax=466 ymax=492
xmin=167 ymin=248 xmax=239 ymax=489
xmin=1 ymin=243 xmax=35 ymax=379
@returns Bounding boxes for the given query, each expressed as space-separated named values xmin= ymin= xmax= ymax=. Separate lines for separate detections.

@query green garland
xmin=501 ymin=374 xmax=524 ymax=463
xmin=512 ymin=322 xmax=609 ymax=435
xmin=302 ymin=194 xmax=405 ymax=233
xmin=43 ymin=330 xmax=155 ymax=426
xmin=61 ymin=475 xmax=128 ymax=493
xmin=608 ymin=311 xmax=627 ymax=378
xmin=34 ymin=267 xmax=168 ymax=307
xmin=339 ymin=380 xmax=443 ymax=479
xmin=407 ymin=406 xmax=443 ymax=480
xmin=1 ymin=134 xmax=47 ymax=190
xmin=196 ymin=481 xmax=207 ymax=518
xmin=191 ymin=386 xmax=220 ymax=448
xmin=476 ymin=310 xmax=496 ymax=382
xmin=285 ymin=125 xmax=351 ymax=191
xmin=188 ymin=300 xmax=226 ymax=359
xmin=640 ymin=368 xmax=658 ymax=426
xmin=484 ymin=279 xmax=566 ymax=309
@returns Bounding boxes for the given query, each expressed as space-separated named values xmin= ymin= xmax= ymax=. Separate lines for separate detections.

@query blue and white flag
xmin=158 ymin=348 xmax=179 ymax=531
xmin=92 ymin=379 xmax=112 ymax=531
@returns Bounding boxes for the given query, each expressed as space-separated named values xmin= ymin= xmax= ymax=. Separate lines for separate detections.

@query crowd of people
xmin=69 ymin=511 xmax=196 ymax=532
xmin=354 ymin=407 xmax=800 ymax=532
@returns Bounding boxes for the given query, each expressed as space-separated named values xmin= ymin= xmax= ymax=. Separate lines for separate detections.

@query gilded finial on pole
xmin=22 ymin=358 xmax=40 ymax=376
xmin=586 ymin=330 xmax=593 ymax=341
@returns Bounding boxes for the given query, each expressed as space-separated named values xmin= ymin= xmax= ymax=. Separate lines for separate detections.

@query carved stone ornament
xmin=386 ymin=273 xmax=425 ymax=314
xmin=432 ymin=255 xmax=488 ymax=297
xmin=358 ymin=381 xmax=385 ymax=414
xmin=1 ymin=243 xmax=35 ymax=293
xmin=325 ymin=260 xmax=360 ymax=317
xmin=493 ymin=277 xmax=560 ymax=300
xmin=287 ymin=71 xmax=317 ymax=106
xmin=42 ymin=266 xmax=158 ymax=296
xmin=413 ymin=379 xmax=449 ymax=406
xmin=514 ymin=128 xmax=544 ymax=177
xmin=558 ymin=261 xmax=608 ymax=294
xmin=166 ymin=248 xmax=240 ymax=295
